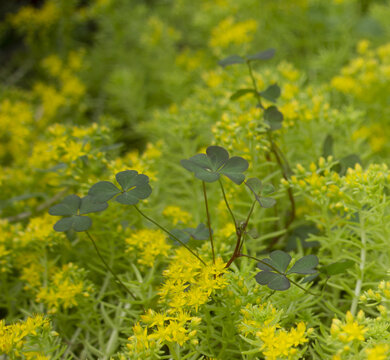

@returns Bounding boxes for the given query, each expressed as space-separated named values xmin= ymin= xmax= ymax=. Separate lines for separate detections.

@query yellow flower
xmin=366 ymin=344 xmax=389 ymax=360
xmin=162 ymin=205 xmax=192 ymax=225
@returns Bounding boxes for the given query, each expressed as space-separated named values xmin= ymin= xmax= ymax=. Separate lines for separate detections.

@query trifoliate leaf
xmin=115 ymin=172 xmax=152 ymax=205
xmin=170 ymin=228 xmax=191 ymax=245
xmin=88 ymin=181 xmax=121 ymax=202
xmin=181 ymin=146 xmax=248 ymax=184
xmin=247 ymin=48 xmax=276 ymax=61
xmin=49 ymin=194 xmax=80 ymax=216
xmin=257 ymin=258 xmax=274 ymax=272
xmin=53 ymin=217 xmax=74 ymax=232
xmin=287 ymin=255 xmax=318 ymax=275
xmin=260 ymin=84 xmax=281 ymax=103
xmin=218 ymin=55 xmax=246 ymax=67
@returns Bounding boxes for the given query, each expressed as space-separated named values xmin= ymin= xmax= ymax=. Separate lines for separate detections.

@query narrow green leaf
xmin=287 ymin=255 xmax=319 ymax=275
xmin=219 ymin=55 xmax=246 ymax=67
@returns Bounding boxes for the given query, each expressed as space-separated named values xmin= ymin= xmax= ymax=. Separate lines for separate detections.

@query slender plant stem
xmin=246 ymin=61 xmax=296 ymax=248
xmin=133 ymin=205 xmax=206 ymax=266
xmin=202 ymin=181 xmax=215 ymax=264
xmin=219 ymin=179 xmax=237 ymax=228
xmin=85 ymin=231 xmax=137 ymax=300
xmin=239 ymin=253 xmax=316 ymax=295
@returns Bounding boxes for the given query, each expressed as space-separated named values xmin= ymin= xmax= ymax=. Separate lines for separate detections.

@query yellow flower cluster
xmin=159 ymin=248 xmax=228 ymax=311
xmin=352 ymin=123 xmax=389 ymax=153
xmin=331 ymin=40 xmax=390 ymax=101
xmin=360 ymin=280 xmax=390 ymax=319
xmin=239 ymin=304 xmax=311 ymax=360
xmin=331 ymin=311 xmax=367 ymax=343
xmin=36 ymin=263 xmax=92 ymax=313
xmin=162 ymin=205 xmax=192 ymax=225
xmin=288 ymin=160 xmax=390 ymax=214
xmin=209 ymin=16 xmax=258 ymax=49
xmin=126 ymin=309 xmax=200 ymax=358
xmin=125 ymin=229 xmax=171 ymax=267
xmin=107 ymin=142 xmax=162 ymax=182
xmin=365 ymin=344 xmax=390 ymax=360
xmin=0 ymin=314 xmax=51 ymax=359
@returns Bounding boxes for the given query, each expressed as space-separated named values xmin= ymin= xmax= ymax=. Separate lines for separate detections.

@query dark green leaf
xmin=116 ymin=192 xmax=139 ymax=205
xmin=301 ymin=273 xmax=319 ymax=283
xmin=287 ymin=255 xmax=318 ymax=275
xmin=319 ymin=260 xmax=354 ymax=276
xmin=185 ymin=223 xmax=210 ymax=240
xmin=257 ymin=258 xmax=274 ymax=272
xmin=53 ymin=215 xmax=92 ymax=232
xmin=73 ymin=215 xmax=92 ymax=232
xmin=268 ymin=274 xmax=290 ymax=291
xmin=79 ymin=196 xmax=108 ymax=215
xmin=262 ymin=183 xmax=275 ymax=195
xmin=258 ymin=197 xmax=276 ymax=208
xmin=220 ymin=156 xmax=249 ymax=185
xmin=270 ymin=250 xmax=291 ymax=273
xmin=181 ymin=146 xmax=247 ymax=184
xmin=322 ymin=135 xmax=334 ymax=158
xmin=88 ymin=181 xmax=121 ymax=202
xmin=170 ymin=229 xmax=191 ymax=245
xmin=116 ymin=170 xmax=138 ymax=191
xmin=339 ymin=154 xmax=361 ymax=175
xmin=218 ymin=55 xmax=246 ymax=67
xmin=206 ymin=146 xmax=229 ymax=171
xmin=255 ymin=271 xmax=278 ymax=285
xmin=49 ymin=194 xmax=80 ymax=216
xmin=264 ymin=106 xmax=283 ymax=131
xmin=247 ymin=48 xmax=276 ymax=61
xmin=260 ymin=84 xmax=281 ymax=103
xmin=230 ymin=89 xmax=257 ymax=101
xmin=246 ymin=178 xmax=262 ymax=193
xmin=53 ymin=217 xmax=74 ymax=232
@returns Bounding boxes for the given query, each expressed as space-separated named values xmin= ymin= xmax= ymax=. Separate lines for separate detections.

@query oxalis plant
xmin=48 ymin=145 xmax=349 ymax=298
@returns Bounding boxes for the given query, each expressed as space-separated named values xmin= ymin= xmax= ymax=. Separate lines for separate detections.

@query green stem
xmin=239 ymin=253 xmax=316 ymax=295
xmin=133 ymin=205 xmax=206 ymax=266
xmin=202 ymin=181 xmax=215 ymax=264
xmin=219 ymin=179 xmax=237 ymax=228
xmin=85 ymin=231 xmax=137 ymax=300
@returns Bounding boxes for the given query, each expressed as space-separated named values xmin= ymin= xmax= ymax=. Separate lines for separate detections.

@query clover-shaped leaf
xmin=264 ymin=106 xmax=283 ymax=131
xmin=88 ymin=170 xmax=152 ymax=205
xmin=245 ymin=178 xmax=276 ymax=208
xmin=287 ymin=255 xmax=318 ymax=275
xmin=181 ymin=146 xmax=248 ymax=185
xmin=247 ymin=48 xmax=276 ymax=62
xmin=260 ymin=84 xmax=281 ymax=103
xmin=255 ymin=271 xmax=290 ymax=291
xmin=49 ymin=195 xmax=108 ymax=232
xmin=255 ymin=251 xmax=318 ymax=291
